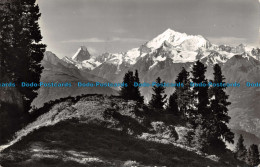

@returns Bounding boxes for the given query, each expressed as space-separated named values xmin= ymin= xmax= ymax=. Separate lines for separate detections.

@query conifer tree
xmin=149 ymin=77 xmax=167 ymax=110
xmin=190 ymin=60 xmax=210 ymax=126
xmin=133 ymin=70 xmax=144 ymax=103
xmin=209 ymin=64 xmax=234 ymax=144
xmin=174 ymin=67 xmax=192 ymax=117
xmin=120 ymin=70 xmax=143 ymax=102
xmin=0 ymin=1 xmax=16 ymax=80
xmin=235 ymin=134 xmax=247 ymax=161
xmin=0 ymin=0 xmax=46 ymax=111
xmin=120 ymin=71 xmax=135 ymax=100
xmin=167 ymin=92 xmax=179 ymax=115
xmin=189 ymin=61 xmax=212 ymax=152
xmin=246 ymin=144 xmax=260 ymax=166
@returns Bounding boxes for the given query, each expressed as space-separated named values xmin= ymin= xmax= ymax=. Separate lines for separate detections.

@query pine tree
xmin=235 ymin=134 xmax=247 ymax=161
xmin=174 ymin=67 xmax=192 ymax=117
xmin=120 ymin=70 xmax=143 ymax=102
xmin=190 ymin=60 xmax=210 ymax=126
xmin=120 ymin=71 xmax=135 ymax=100
xmin=167 ymin=92 xmax=179 ymax=115
xmin=0 ymin=0 xmax=46 ymax=111
xmin=149 ymin=77 xmax=167 ymax=110
xmin=189 ymin=61 xmax=213 ymax=152
xmin=209 ymin=64 xmax=234 ymax=144
xmin=246 ymin=144 xmax=260 ymax=166
xmin=0 ymin=1 xmax=15 ymax=80
xmin=133 ymin=70 xmax=144 ymax=103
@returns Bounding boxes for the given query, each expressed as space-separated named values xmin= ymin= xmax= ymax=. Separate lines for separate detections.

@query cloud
xmin=62 ymin=38 xmax=107 ymax=43
xmin=62 ymin=37 xmax=147 ymax=43
xmin=87 ymin=47 xmax=98 ymax=55
xmin=208 ymin=36 xmax=248 ymax=46
xmin=111 ymin=37 xmax=147 ymax=43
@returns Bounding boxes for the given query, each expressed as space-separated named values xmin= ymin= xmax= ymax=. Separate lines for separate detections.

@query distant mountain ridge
xmin=63 ymin=29 xmax=259 ymax=73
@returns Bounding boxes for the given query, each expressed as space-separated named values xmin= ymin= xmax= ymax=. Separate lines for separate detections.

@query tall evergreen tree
xmin=174 ymin=67 xmax=193 ymax=117
xmin=120 ymin=70 xmax=143 ymax=102
xmin=189 ymin=61 xmax=212 ymax=152
xmin=0 ymin=1 xmax=15 ymax=80
xmin=133 ymin=70 xmax=144 ymax=103
xmin=246 ymin=144 xmax=260 ymax=166
xmin=209 ymin=64 xmax=234 ymax=144
xmin=235 ymin=134 xmax=247 ymax=161
xmin=167 ymin=92 xmax=179 ymax=115
xmin=0 ymin=0 xmax=46 ymax=111
xmin=149 ymin=77 xmax=167 ymax=110
xmin=120 ymin=71 xmax=135 ymax=100
xmin=190 ymin=60 xmax=210 ymax=126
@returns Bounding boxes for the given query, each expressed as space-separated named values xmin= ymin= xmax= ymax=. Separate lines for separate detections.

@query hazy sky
xmin=37 ymin=0 xmax=260 ymax=58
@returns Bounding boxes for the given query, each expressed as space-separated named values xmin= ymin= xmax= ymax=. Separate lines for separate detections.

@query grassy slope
xmin=0 ymin=121 xmax=225 ymax=167
xmin=0 ymin=95 xmax=247 ymax=167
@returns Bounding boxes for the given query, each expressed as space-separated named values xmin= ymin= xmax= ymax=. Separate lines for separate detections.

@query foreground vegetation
xmin=0 ymin=95 xmax=246 ymax=167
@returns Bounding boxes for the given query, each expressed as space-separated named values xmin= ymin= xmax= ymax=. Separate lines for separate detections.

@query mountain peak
xmin=43 ymin=51 xmax=59 ymax=61
xmin=72 ymin=46 xmax=91 ymax=62
xmin=80 ymin=46 xmax=87 ymax=51
xmin=146 ymin=28 xmax=210 ymax=51
xmin=161 ymin=28 xmax=188 ymax=37
xmin=43 ymin=51 xmax=67 ymax=66
xmin=162 ymin=28 xmax=177 ymax=34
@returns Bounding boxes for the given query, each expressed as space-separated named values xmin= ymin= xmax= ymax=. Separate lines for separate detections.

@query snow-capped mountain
xmin=46 ymin=28 xmax=260 ymax=95
xmin=62 ymin=46 xmax=101 ymax=70
xmin=145 ymin=28 xmax=212 ymax=51
xmin=72 ymin=46 xmax=91 ymax=62
xmin=64 ymin=29 xmax=258 ymax=74
xmin=93 ymin=28 xmax=213 ymax=69
xmin=88 ymin=29 xmax=258 ymax=81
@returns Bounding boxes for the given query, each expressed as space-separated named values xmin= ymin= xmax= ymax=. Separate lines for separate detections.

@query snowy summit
xmin=146 ymin=28 xmax=211 ymax=51
xmin=72 ymin=46 xmax=91 ymax=62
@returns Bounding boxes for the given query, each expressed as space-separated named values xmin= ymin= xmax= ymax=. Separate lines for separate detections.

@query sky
xmin=37 ymin=0 xmax=260 ymax=58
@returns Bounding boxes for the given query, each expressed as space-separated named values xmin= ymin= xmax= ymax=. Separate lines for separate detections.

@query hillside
xmin=0 ymin=95 xmax=246 ymax=167
xmin=32 ymin=52 xmax=117 ymax=108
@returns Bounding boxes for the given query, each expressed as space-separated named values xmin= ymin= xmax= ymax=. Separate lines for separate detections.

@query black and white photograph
xmin=0 ymin=0 xmax=260 ymax=166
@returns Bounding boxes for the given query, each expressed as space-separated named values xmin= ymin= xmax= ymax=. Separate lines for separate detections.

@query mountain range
xmin=36 ymin=28 xmax=260 ymax=147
